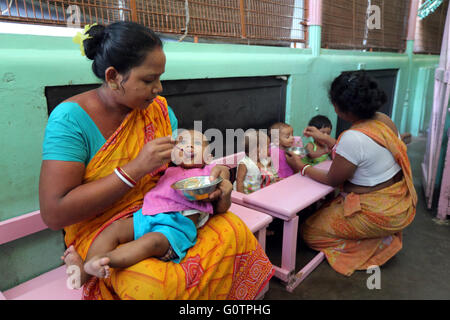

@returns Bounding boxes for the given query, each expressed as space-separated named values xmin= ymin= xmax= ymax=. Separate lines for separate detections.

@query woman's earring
xmin=110 ymin=83 xmax=118 ymax=90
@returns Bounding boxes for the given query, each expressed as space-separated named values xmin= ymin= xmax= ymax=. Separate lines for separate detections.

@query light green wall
xmin=0 ymin=32 xmax=439 ymax=291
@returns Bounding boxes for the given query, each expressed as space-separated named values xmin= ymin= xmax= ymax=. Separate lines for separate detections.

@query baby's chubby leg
xmin=84 ymin=217 xmax=171 ymax=278
xmin=62 ymin=217 xmax=134 ymax=287
xmin=83 ymin=217 xmax=135 ymax=279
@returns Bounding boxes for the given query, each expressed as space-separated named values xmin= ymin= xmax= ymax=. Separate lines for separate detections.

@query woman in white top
xmin=286 ymin=71 xmax=417 ymax=276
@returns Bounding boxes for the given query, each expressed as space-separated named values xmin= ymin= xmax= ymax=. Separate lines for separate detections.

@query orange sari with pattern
xmin=64 ymin=96 xmax=274 ymax=299
xmin=302 ymin=119 xmax=417 ymax=276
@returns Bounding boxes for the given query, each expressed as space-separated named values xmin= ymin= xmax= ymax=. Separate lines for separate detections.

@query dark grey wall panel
xmin=161 ymin=77 xmax=286 ymax=132
xmin=45 ymin=76 xmax=287 ymax=156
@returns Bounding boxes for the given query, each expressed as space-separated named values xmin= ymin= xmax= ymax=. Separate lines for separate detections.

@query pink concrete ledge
xmin=0 ymin=210 xmax=48 ymax=245
xmin=3 ymin=265 xmax=82 ymax=300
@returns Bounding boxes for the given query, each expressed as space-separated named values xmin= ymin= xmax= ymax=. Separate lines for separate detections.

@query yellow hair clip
xmin=73 ymin=23 xmax=98 ymax=56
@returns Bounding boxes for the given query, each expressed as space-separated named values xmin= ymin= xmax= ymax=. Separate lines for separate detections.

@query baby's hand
xmin=218 ymin=179 xmax=233 ymax=198
xmin=212 ymin=179 xmax=233 ymax=214
xmin=207 ymin=165 xmax=231 ymax=201
xmin=208 ymin=178 xmax=232 ymax=202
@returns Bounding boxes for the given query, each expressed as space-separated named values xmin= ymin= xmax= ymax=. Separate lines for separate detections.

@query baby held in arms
xmin=235 ymin=129 xmax=279 ymax=194
xmin=62 ymin=129 xmax=232 ymax=287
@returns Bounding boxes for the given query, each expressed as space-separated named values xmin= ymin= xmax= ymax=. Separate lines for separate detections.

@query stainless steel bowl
xmin=171 ymin=175 xmax=223 ymax=201
xmin=286 ymin=146 xmax=307 ymax=156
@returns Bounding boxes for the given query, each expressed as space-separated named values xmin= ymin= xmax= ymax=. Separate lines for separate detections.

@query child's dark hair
xmin=308 ymin=115 xmax=332 ymax=130
xmin=329 ymin=71 xmax=387 ymax=120
xmin=83 ymin=22 xmax=163 ymax=80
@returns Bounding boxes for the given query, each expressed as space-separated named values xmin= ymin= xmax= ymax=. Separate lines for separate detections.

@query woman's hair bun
xmin=329 ymin=70 xmax=387 ymax=120
xmin=84 ymin=22 xmax=163 ymax=81
xmin=83 ymin=24 xmax=106 ymax=60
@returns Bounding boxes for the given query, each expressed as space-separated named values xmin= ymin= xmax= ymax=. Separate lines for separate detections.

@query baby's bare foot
xmin=84 ymin=256 xmax=111 ymax=279
xmin=62 ymin=245 xmax=88 ymax=289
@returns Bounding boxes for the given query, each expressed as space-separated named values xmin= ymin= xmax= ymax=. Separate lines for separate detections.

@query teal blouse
xmin=42 ymin=102 xmax=178 ymax=166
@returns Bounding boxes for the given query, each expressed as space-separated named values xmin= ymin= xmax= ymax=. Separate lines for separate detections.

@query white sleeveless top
xmin=335 ymin=130 xmax=401 ymax=187
xmin=234 ymin=156 xmax=263 ymax=194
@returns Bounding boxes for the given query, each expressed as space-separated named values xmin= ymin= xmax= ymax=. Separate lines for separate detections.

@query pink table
xmin=231 ymin=160 xmax=334 ymax=292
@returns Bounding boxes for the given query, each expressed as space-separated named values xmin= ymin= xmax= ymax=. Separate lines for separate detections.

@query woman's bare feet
xmin=83 ymin=256 xmax=111 ymax=279
xmin=61 ymin=245 xmax=89 ymax=289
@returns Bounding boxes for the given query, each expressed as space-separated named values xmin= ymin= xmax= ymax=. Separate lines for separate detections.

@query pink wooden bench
xmin=0 ymin=204 xmax=272 ymax=300
xmin=219 ymin=148 xmax=334 ymax=292
xmin=0 ymin=211 xmax=82 ymax=300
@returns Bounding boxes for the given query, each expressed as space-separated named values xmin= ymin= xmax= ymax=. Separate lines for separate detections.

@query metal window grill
xmin=414 ymin=0 xmax=448 ymax=54
xmin=0 ymin=0 xmax=127 ymax=25
xmin=0 ymin=0 xmax=308 ymax=46
xmin=321 ymin=0 xmax=411 ymax=52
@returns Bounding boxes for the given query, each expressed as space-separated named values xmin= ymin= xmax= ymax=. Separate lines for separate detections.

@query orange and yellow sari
xmin=301 ymin=120 xmax=417 ymax=276
xmin=64 ymin=96 xmax=274 ymax=299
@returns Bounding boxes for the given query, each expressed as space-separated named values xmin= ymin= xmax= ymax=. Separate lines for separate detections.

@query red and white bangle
xmin=301 ymin=164 xmax=311 ymax=176
xmin=114 ymin=167 xmax=137 ymax=188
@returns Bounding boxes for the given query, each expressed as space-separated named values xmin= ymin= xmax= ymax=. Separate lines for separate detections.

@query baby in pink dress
xmin=142 ymin=130 xmax=219 ymax=229
xmin=269 ymin=122 xmax=296 ymax=178
xmin=63 ymin=129 xmax=232 ymax=286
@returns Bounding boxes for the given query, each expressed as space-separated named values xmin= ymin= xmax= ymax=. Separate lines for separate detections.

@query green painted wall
xmin=0 ymin=32 xmax=439 ymax=291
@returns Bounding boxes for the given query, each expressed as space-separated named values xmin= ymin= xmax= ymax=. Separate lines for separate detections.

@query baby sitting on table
xmin=269 ymin=122 xmax=297 ymax=178
xmin=62 ymin=129 xmax=232 ymax=287
xmin=234 ymin=130 xmax=279 ymax=194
